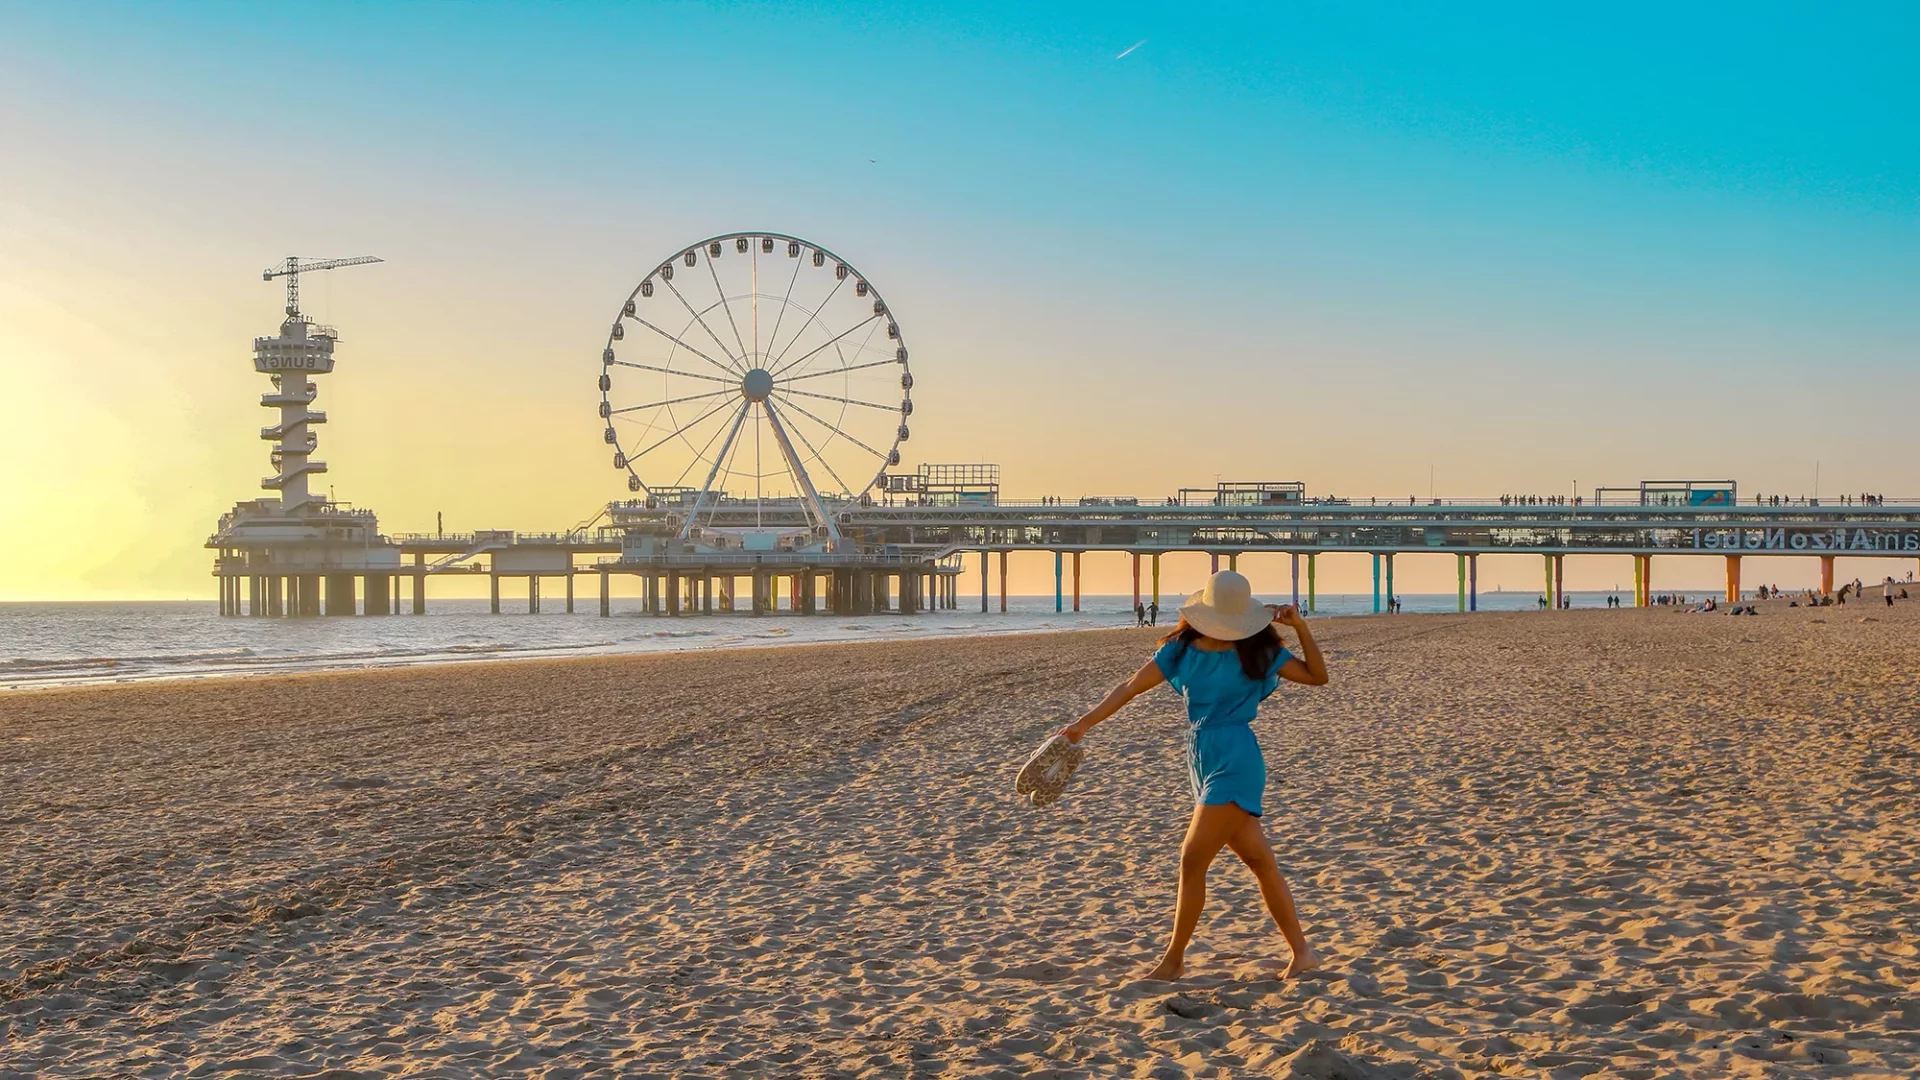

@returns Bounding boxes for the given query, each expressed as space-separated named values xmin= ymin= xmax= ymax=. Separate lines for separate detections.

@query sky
xmin=2 ymin=1 xmax=1915 ymax=600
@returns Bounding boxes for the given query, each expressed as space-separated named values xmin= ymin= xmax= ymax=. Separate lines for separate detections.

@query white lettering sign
xmin=1693 ymin=528 xmax=1920 ymax=552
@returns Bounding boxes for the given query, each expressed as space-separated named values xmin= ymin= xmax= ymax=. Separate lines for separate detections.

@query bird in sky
xmin=1116 ymin=40 xmax=1146 ymax=60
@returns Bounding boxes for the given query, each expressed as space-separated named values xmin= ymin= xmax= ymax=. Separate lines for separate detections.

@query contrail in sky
xmin=1116 ymin=40 xmax=1146 ymax=59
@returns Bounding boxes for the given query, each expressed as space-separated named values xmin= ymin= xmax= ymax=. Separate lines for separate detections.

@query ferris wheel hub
xmin=741 ymin=367 xmax=774 ymax=402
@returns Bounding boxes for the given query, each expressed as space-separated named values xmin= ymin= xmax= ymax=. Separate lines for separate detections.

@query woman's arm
xmin=1272 ymin=605 xmax=1329 ymax=686
xmin=1060 ymin=658 xmax=1166 ymax=743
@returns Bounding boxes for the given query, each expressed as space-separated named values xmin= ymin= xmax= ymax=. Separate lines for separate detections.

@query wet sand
xmin=4 ymin=606 xmax=1919 ymax=1078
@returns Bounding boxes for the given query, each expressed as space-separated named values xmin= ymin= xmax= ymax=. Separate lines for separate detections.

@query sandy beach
xmin=4 ymin=606 xmax=1920 ymax=1078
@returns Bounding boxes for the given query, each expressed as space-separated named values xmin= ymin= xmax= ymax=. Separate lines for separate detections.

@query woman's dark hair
xmin=1160 ymin=618 xmax=1282 ymax=682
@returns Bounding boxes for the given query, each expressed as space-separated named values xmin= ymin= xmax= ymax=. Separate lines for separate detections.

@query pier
xmin=209 ymin=238 xmax=1920 ymax=618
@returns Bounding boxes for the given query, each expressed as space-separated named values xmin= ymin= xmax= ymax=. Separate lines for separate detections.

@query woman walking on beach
xmin=1061 ymin=570 xmax=1329 ymax=981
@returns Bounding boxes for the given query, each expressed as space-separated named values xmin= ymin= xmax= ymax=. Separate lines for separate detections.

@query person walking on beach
xmin=1059 ymin=570 xmax=1330 ymax=982
xmin=1885 ymin=577 xmax=1897 ymax=607
xmin=1135 ymin=601 xmax=1148 ymax=627
xmin=1148 ymin=601 xmax=1159 ymax=626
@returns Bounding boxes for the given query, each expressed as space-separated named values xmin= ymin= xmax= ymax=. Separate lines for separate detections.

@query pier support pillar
xmin=1055 ymin=551 xmax=1063 ymax=613
xmin=1372 ymin=554 xmax=1381 ymax=614
xmin=1632 ymin=554 xmax=1645 ymax=607
xmin=1470 ymin=554 xmax=1479 ymax=611
xmin=1543 ymin=555 xmax=1554 ymax=611
xmin=1819 ymin=555 xmax=1835 ymax=596
xmin=1072 ymin=552 xmax=1081 ymax=612
xmin=566 ymin=573 xmax=575 ymax=614
xmin=1229 ymin=553 xmax=1238 ymax=572
xmin=1644 ymin=556 xmax=1655 ymax=606
xmin=998 ymin=551 xmax=1008 ymax=613
xmin=1290 ymin=553 xmax=1300 ymax=609
xmin=599 ymin=571 xmax=611 ymax=617
xmin=979 ymin=551 xmax=989 ymax=613
xmin=364 ymin=573 xmax=390 ymax=615
xmin=1131 ymin=553 xmax=1141 ymax=610
xmin=666 ymin=574 xmax=681 ymax=616
xmin=1554 ymin=555 xmax=1565 ymax=610
xmin=645 ymin=574 xmax=658 ymax=614
xmin=1456 ymin=554 xmax=1466 ymax=613
xmin=790 ymin=574 xmax=802 ymax=613
xmin=392 ymin=577 xmax=401 ymax=615
xmin=297 ymin=575 xmax=321 ymax=617
xmin=1306 ymin=553 xmax=1317 ymax=614
xmin=719 ymin=576 xmax=735 ymax=612
xmin=529 ymin=575 xmax=540 ymax=615
xmin=1385 ymin=552 xmax=1396 ymax=612
xmin=1151 ymin=553 xmax=1161 ymax=607
xmin=875 ymin=572 xmax=889 ymax=613
xmin=753 ymin=572 xmax=768 ymax=615
xmin=325 ymin=574 xmax=356 ymax=617
xmin=1725 ymin=555 xmax=1741 ymax=603
xmin=412 ymin=554 xmax=427 ymax=614
xmin=801 ymin=573 xmax=816 ymax=614
xmin=490 ymin=573 xmax=500 ymax=615
xmin=247 ymin=575 xmax=260 ymax=616
xmin=1210 ymin=552 xmax=1220 ymax=574
xmin=268 ymin=576 xmax=284 ymax=617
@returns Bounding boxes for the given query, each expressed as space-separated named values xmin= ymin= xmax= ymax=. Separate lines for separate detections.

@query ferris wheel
xmin=598 ymin=232 xmax=912 ymax=542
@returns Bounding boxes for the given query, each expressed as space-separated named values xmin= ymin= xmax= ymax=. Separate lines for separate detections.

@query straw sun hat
xmin=1178 ymin=570 xmax=1277 ymax=641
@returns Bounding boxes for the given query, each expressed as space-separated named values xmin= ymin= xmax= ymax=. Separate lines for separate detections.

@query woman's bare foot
xmin=1280 ymin=946 xmax=1321 ymax=979
xmin=1141 ymin=957 xmax=1185 ymax=982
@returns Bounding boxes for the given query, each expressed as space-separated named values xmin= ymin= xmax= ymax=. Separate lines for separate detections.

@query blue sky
xmin=2 ymin=2 xmax=1915 ymax=596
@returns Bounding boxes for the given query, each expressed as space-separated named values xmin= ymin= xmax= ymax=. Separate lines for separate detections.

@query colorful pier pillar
xmin=1632 ymin=554 xmax=1645 ymax=607
xmin=1307 ymin=553 xmax=1317 ymax=613
xmin=1131 ymin=553 xmax=1141 ymax=610
xmin=1228 ymin=553 xmax=1239 ymax=572
xmin=1725 ymin=554 xmax=1742 ymax=603
xmin=1210 ymin=552 xmax=1220 ymax=574
xmin=1543 ymin=554 xmax=1553 ymax=610
xmin=1456 ymin=553 xmax=1466 ymax=612
xmin=1554 ymin=555 xmax=1565 ymax=610
xmin=1072 ymin=552 xmax=1081 ymax=612
xmin=1385 ymin=552 xmax=1396 ymax=612
xmin=1469 ymin=553 xmax=1479 ymax=611
xmin=1290 ymin=553 xmax=1300 ymax=608
xmin=1820 ymin=555 xmax=1835 ymax=596
xmin=998 ymin=550 xmax=1008 ymax=613
xmin=1372 ymin=554 xmax=1382 ymax=614
xmin=980 ymin=550 xmax=989 ymax=613
xmin=1151 ymin=553 xmax=1161 ymax=607
xmin=1054 ymin=551 xmax=1063 ymax=613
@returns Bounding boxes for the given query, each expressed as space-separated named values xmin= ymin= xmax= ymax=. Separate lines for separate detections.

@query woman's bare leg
xmin=1143 ymin=803 xmax=1248 ymax=981
xmin=1226 ymin=814 xmax=1320 ymax=977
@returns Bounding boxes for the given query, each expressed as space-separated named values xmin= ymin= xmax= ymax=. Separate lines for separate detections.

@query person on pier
xmin=1059 ymin=570 xmax=1330 ymax=981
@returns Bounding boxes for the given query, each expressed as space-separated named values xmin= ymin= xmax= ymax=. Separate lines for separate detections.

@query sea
xmin=1 ymin=591 xmax=1631 ymax=691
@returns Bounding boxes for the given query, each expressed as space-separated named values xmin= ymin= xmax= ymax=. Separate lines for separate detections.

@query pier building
xmin=211 ymin=235 xmax=1920 ymax=617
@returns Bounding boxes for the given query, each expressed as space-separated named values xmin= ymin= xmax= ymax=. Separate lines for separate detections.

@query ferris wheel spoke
xmin=775 ymin=357 xmax=901 ymax=384
xmin=624 ymin=319 xmax=740 ymax=380
xmin=763 ymin=255 xmax=804 ymax=366
xmin=776 ymin=385 xmax=900 ymax=412
xmin=781 ymin=309 xmax=883 ymax=382
xmin=677 ymin=399 xmax=751 ymax=490
xmin=765 ymin=398 xmax=858 ymax=498
xmin=662 ymin=277 xmax=747 ymax=374
xmin=769 ymin=313 xmax=883 ymax=380
xmin=773 ymin=393 xmax=891 ymax=463
xmin=769 ymin=273 xmax=850 ymax=371
xmin=610 ymin=387 xmax=738 ymax=415
xmin=705 ymin=256 xmax=751 ymax=363
xmin=625 ymin=396 xmax=738 ymax=463
xmin=606 ymin=359 xmax=736 ymax=386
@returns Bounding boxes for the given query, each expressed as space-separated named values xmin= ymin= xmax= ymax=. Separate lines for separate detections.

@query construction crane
xmin=263 ymin=255 xmax=383 ymax=319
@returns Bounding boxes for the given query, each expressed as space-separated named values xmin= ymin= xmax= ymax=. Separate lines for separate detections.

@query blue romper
xmin=1153 ymin=639 xmax=1294 ymax=817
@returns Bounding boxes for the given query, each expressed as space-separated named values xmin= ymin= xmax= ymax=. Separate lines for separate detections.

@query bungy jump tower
xmin=207 ymin=256 xmax=405 ymax=616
